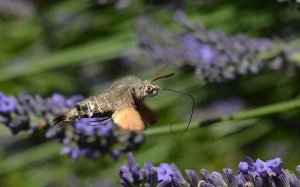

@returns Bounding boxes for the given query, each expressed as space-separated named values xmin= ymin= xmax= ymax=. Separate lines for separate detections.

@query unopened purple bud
xmin=185 ymin=169 xmax=200 ymax=186
xmin=149 ymin=167 xmax=158 ymax=186
xmin=246 ymin=156 xmax=255 ymax=165
xmin=140 ymin=163 xmax=151 ymax=181
xmin=171 ymin=164 xmax=186 ymax=184
xmin=223 ymin=168 xmax=237 ymax=186
xmin=210 ymin=171 xmax=227 ymax=187
xmin=127 ymin=153 xmax=142 ymax=183
xmin=200 ymin=169 xmax=227 ymax=186
xmin=119 ymin=166 xmax=134 ymax=187
xmin=200 ymin=169 xmax=211 ymax=181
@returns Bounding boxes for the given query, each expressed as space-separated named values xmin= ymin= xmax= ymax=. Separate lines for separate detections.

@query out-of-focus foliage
xmin=0 ymin=0 xmax=300 ymax=186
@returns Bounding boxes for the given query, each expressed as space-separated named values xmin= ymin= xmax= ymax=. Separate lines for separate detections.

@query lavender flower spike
xmin=119 ymin=153 xmax=189 ymax=187
xmin=0 ymin=92 xmax=145 ymax=160
xmin=119 ymin=155 xmax=300 ymax=187
xmin=136 ymin=11 xmax=300 ymax=82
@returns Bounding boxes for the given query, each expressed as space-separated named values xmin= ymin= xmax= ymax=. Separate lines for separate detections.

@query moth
xmin=52 ymin=65 xmax=175 ymax=131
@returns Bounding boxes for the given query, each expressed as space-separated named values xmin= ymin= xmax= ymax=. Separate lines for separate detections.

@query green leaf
xmin=0 ymin=33 xmax=135 ymax=82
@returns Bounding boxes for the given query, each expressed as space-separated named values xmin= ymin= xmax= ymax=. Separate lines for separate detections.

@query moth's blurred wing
xmin=112 ymin=107 xmax=147 ymax=131
xmin=112 ymin=87 xmax=147 ymax=131
xmin=136 ymin=102 xmax=158 ymax=124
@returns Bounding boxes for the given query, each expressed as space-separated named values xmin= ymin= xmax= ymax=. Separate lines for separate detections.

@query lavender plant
xmin=119 ymin=153 xmax=300 ymax=187
xmin=0 ymin=92 xmax=144 ymax=160
xmin=136 ymin=11 xmax=300 ymax=82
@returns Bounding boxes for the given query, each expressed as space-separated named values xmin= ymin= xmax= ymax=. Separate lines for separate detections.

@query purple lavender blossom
xmin=61 ymin=117 xmax=145 ymax=160
xmin=0 ymin=92 xmax=145 ymax=160
xmin=0 ymin=92 xmax=16 ymax=113
xmin=0 ymin=92 xmax=76 ymax=134
xmin=119 ymin=153 xmax=188 ymax=187
xmin=0 ymin=92 xmax=75 ymax=135
xmin=238 ymin=161 xmax=250 ymax=174
xmin=119 ymin=154 xmax=300 ymax=187
xmin=135 ymin=11 xmax=300 ymax=82
xmin=266 ymin=158 xmax=283 ymax=176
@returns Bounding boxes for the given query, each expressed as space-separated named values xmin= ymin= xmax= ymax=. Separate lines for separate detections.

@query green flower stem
xmin=259 ymin=43 xmax=300 ymax=66
xmin=146 ymin=98 xmax=300 ymax=136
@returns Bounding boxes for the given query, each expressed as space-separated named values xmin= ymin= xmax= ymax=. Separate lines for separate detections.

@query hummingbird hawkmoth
xmin=52 ymin=64 xmax=176 ymax=131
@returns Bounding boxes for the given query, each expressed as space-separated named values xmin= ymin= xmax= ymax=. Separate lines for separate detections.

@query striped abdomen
xmin=52 ymin=93 xmax=115 ymax=125
xmin=75 ymin=94 xmax=114 ymax=118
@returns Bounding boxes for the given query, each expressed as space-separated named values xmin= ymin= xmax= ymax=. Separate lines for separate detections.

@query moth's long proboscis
xmin=160 ymin=88 xmax=195 ymax=134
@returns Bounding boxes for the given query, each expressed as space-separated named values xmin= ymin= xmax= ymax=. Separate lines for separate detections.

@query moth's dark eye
xmin=146 ymin=86 xmax=153 ymax=93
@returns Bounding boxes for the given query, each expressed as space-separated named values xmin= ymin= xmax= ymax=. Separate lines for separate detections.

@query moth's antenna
xmin=151 ymin=64 xmax=171 ymax=82
xmin=151 ymin=73 xmax=175 ymax=82
xmin=160 ymin=88 xmax=195 ymax=134
xmin=152 ymin=64 xmax=169 ymax=80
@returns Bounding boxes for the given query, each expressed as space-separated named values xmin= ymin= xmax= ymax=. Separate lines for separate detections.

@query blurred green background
xmin=0 ymin=0 xmax=300 ymax=186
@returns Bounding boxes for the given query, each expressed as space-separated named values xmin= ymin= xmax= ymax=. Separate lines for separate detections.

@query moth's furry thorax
xmin=109 ymin=76 xmax=159 ymax=99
